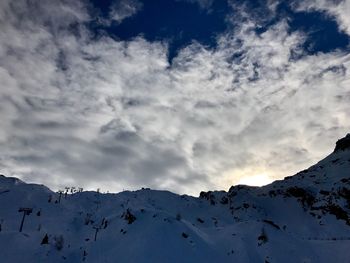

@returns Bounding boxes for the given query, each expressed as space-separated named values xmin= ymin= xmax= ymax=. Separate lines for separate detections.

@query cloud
xmin=292 ymin=0 xmax=350 ymax=36
xmin=0 ymin=0 xmax=350 ymax=196
xmin=109 ymin=0 xmax=143 ymax=24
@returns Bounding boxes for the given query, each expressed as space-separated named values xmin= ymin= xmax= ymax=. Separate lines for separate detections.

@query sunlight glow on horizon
xmin=237 ymin=173 xmax=274 ymax=187
xmin=222 ymin=167 xmax=275 ymax=190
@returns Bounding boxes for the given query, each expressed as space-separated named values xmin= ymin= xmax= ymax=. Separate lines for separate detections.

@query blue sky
xmin=88 ymin=0 xmax=349 ymax=58
xmin=0 ymin=0 xmax=350 ymax=195
xmin=90 ymin=0 xmax=231 ymax=60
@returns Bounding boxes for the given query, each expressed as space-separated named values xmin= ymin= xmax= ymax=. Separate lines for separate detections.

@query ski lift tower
xmin=18 ymin=207 xmax=33 ymax=232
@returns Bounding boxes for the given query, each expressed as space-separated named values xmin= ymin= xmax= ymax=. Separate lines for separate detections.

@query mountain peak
xmin=334 ymin=133 xmax=350 ymax=152
xmin=1 ymin=135 xmax=350 ymax=262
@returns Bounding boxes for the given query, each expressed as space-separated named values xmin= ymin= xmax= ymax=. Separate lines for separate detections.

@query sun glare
xmin=222 ymin=167 xmax=275 ymax=189
xmin=237 ymin=173 xmax=273 ymax=186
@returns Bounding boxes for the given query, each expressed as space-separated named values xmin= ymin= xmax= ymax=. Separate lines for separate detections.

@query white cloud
xmin=109 ymin=0 xmax=142 ymax=24
xmin=293 ymin=0 xmax=350 ymax=36
xmin=0 ymin=0 xmax=349 ymax=196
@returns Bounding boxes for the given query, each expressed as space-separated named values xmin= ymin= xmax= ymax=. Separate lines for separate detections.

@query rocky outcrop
xmin=334 ymin=134 xmax=350 ymax=152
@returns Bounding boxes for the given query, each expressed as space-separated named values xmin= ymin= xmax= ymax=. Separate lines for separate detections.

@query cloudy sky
xmin=0 ymin=0 xmax=349 ymax=195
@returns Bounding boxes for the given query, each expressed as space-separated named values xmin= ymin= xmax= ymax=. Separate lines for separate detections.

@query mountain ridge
xmin=0 ymin=134 xmax=349 ymax=262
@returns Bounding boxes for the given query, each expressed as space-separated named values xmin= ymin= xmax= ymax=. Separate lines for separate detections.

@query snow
xmin=0 ymin=135 xmax=349 ymax=262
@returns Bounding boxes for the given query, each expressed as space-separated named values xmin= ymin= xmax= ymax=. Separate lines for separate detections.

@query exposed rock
xmin=123 ymin=209 xmax=136 ymax=224
xmin=285 ymin=187 xmax=315 ymax=207
xmin=262 ymin=220 xmax=280 ymax=230
xmin=41 ymin=234 xmax=49 ymax=245
xmin=197 ymin=217 xmax=204 ymax=223
xmin=334 ymin=134 xmax=350 ymax=152
xmin=199 ymin=191 xmax=216 ymax=205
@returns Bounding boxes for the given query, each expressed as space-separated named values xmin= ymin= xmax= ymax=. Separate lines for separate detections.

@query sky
xmin=0 ymin=0 xmax=350 ymax=196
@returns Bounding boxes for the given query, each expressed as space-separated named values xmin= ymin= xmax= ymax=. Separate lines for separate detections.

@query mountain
xmin=0 ymin=134 xmax=349 ymax=263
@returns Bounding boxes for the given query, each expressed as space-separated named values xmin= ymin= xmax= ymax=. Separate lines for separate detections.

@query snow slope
xmin=0 ymin=134 xmax=350 ymax=262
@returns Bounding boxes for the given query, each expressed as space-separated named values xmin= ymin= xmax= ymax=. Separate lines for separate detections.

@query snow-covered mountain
xmin=0 ymin=135 xmax=350 ymax=263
